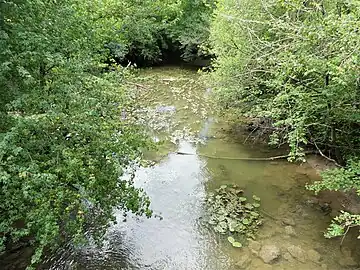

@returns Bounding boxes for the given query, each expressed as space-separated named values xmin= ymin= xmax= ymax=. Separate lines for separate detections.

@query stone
xmin=259 ymin=245 xmax=281 ymax=264
xmin=281 ymin=217 xmax=296 ymax=226
xmin=287 ymin=245 xmax=307 ymax=263
xmin=338 ymin=256 xmax=358 ymax=267
xmin=248 ymin=239 xmax=261 ymax=254
xmin=283 ymin=252 xmax=294 ymax=262
xmin=321 ymin=264 xmax=328 ymax=270
xmin=235 ymin=252 xmax=251 ymax=269
xmin=341 ymin=247 xmax=352 ymax=257
xmin=284 ymin=226 xmax=297 ymax=236
xmin=307 ymin=249 xmax=321 ymax=263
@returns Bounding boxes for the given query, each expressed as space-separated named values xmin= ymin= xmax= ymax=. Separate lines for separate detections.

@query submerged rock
xmin=338 ymin=245 xmax=357 ymax=266
xmin=287 ymin=245 xmax=307 ymax=263
xmin=259 ymin=245 xmax=281 ymax=264
xmin=235 ymin=251 xmax=251 ymax=269
xmin=283 ymin=252 xmax=294 ymax=262
xmin=307 ymin=249 xmax=321 ymax=263
xmin=248 ymin=239 xmax=261 ymax=255
xmin=281 ymin=217 xmax=296 ymax=226
xmin=284 ymin=225 xmax=297 ymax=236
xmin=338 ymin=256 xmax=358 ymax=267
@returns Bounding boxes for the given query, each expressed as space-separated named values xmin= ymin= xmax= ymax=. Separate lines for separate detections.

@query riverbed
xmin=38 ymin=67 xmax=360 ymax=269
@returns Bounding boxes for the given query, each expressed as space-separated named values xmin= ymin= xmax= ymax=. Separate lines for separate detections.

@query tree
xmin=210 ymin=0 xmax=360 ymax=238
xmin=0 ymin=0 xmax=151 ymax=267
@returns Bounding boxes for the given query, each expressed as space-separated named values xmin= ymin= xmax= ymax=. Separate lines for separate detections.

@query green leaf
xmin=227 ymin=236 xmax=235 ymax=243
xmin=242 ymin=218 xmax=250 ymax=225
xmin=232 ymin=241 xmax=242 ymax=248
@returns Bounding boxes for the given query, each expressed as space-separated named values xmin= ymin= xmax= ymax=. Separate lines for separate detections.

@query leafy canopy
xmin=0 ymin=0 xmax=152 ymax=267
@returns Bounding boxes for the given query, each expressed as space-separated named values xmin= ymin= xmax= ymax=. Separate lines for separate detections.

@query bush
xmin=210 ymin=0 xmax=360 ymax=238
xmin=0 ymin=0 xmax=151 ymax=267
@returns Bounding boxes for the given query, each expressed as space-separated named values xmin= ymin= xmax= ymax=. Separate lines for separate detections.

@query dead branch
xmin=313 ymin=140 xmax=343 ymax=168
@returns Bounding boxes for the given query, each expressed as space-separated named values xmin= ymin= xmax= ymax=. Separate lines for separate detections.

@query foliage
xmin=166 ymin=0 xmax=215 ymax=61
xmin=0 ymin=0 xmax=152 ymax=267
xmin=210 ymin=0 xmax=360 ymax=161
xmin=205 ymin=185 xmax=262 ymax=243
xmin=95 ymin=0 xmax=215 ymax=65
xmin=324 ymin=211 xmax=360 ymax=238
xmin=209 ymin=0 xmax=360 ymax=240
xmin=307 ymin=159 xmax=360 ymax=238
xmin=227 ymin=236 xmax=242 ymax=248
xmin=308 ymin=159 xmax=360 ymax=193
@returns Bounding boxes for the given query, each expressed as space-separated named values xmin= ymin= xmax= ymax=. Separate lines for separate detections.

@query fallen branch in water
xmin=313 ymin=140 xmax=343 ymax=168
xmin=260 ymin=209 xmax=278 ymax=220
xmin=175 ymin=151 xmax=290 ymax=161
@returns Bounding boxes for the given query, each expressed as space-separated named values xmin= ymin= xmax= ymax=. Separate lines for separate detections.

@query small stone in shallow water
xmin=283 ymin=252 xmax=294 ymax=262
xmin=235 ymin=251 xmax=251 ymax=269
xmin=281 ymin=217 xmax=296 ymax=226
xmin=248 ymin=239 xmax=261 ymax=254
xmin=307 ymin=249 xmax=321 ymax=263
xmin=341 ymin=246 xmax=352 ymax=257
xmin=338 ymin=256 xmax=358 ymax=267
xmin=284 ymin=225 xmax=297 ymax=236
xmin=287 ymin=245 xmax=307 ymax=263
xmin=259 ymin=245 xmax=281 ymax=264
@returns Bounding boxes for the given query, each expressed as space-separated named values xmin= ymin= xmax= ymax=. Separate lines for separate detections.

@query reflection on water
xmin=43 ymin=67 xmax=360 ymax=269
xmin=63 ymin=141 xmax=234 ymax=270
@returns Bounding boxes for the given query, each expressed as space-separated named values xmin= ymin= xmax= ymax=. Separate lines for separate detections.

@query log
xmin=175 ymin=151 xmax=290 ymax=161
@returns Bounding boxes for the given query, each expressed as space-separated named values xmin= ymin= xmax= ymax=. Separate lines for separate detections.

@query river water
xmin=5 ymin=67 xmax=359 ymax=269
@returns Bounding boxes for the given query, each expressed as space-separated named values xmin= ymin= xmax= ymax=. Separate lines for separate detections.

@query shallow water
xmin=27 ymin=67 xmax=360 ymax=269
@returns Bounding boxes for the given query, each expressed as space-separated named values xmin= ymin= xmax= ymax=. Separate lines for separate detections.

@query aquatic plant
xmin=205 ymin=185 xmax=262 ymax=246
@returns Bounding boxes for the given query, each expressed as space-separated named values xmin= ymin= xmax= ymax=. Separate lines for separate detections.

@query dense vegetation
xmin=210 ymin=0 xmax=360 ymax=238
xmin=2 ymin=0 xmax=360 ymax=267
xmin=99 ymin=0 xmax=214 ymax=65
xmin=0 ymin=0 xmax=213 ymax=267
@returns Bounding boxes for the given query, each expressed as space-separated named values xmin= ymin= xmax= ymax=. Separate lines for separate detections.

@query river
xmin=4 ymin=66 xmax=359 ymax=270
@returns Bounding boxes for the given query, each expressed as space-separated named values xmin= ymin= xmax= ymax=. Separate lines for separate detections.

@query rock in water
xmin=307 ymin=249 xmax=321 ymax=263
xmin=235 ymin=252 xmax=251 ymax=269
xmin=287 ymin=245 xmax=307 ymax=263
xmin=259 ymin=245 xmax=281 ymax=264
xmin=248 ymin=239 xmax=261 ymax=255
xmin=281 ymin=217 xmax=296 ymax=226
xmin=283 ymin=252 xmax=294 ymax=262
xmin=338 ymin=256 xmax=358 ymax=267
xmin=284 ymin=226 xmax=297 ymax=236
